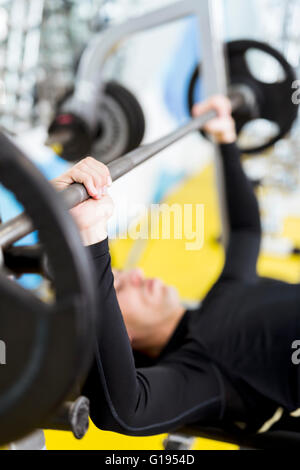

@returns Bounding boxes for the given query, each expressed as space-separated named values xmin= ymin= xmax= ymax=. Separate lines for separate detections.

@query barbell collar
xmin=42 ymin=396 xmax=90 ymax=439
xmin=228 ymin=84 xmax=260 ymax=119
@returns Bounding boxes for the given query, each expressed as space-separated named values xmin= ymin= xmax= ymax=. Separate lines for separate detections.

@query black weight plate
xmin=0 ymin=133 xmax=97 ymax=445
xmin=228 ymin=39 xmax=298 ymax=154
xmin=50 ymin=82 xmax=145 ymax=164
xmin=105 ymin=81 xmax=145 ymax=154
xmin=3 ymin=245 xmax=44 ymax=275
xmin=188 ymin=39 xmax=299 ymax=154
xmin=48 ymin=112 xmax=92 ymax=162
xmin=92 ymin=81 xmax=146 ymax=164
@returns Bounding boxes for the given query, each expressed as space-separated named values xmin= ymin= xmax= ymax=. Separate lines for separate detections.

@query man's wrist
xmin=217 ymin=132 xmax=237 ymax=145
xmin=80 ymin=227 xmax=108 ymax=246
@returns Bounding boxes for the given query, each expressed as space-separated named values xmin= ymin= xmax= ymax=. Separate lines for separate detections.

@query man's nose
xmin=129 ymin=268 xmax=145 ymax=286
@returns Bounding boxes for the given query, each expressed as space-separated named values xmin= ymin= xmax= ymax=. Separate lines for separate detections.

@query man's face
xmin=113 ymin=268 xmax=181 ymax=345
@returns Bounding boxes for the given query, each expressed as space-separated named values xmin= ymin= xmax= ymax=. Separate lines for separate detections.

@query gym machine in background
xmin=0 ymin=0 xmax=117 ymax=134
xmin=46 ymin=0 xmax=228 ymax=164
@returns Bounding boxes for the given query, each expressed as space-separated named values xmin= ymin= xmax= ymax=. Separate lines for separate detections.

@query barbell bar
xmin=0 ymin=94 xmax=245 ymax=250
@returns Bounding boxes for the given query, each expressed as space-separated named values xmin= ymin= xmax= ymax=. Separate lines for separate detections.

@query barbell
xmin=0 ymin=94 xmax=242 ymax=249
xmin=47 ymin=39 xmax=299 ymax=163
xmin=0 ymin=55 xmax=298 ymax=247
xmin=1 ymin=43 xmax=299 ymax=248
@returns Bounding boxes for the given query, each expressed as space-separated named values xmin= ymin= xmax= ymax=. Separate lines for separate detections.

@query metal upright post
xmin=194 ymin=0 xmax=229 ymax=246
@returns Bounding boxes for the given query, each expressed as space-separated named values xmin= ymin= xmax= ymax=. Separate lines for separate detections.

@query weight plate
xmin=107 ymin=82 xmax=145 ymax=154
xmin=188 ymin=39 xmax=299 ymax=154
xmin=48 ymin=112 xmax=92 ymax=162
xmin=92 ymin=81 xmax=146 ymax=164
xmin=49 ymin=81 xmax=145 ymax=164
xmin=0 ymin=133 xmax=97 ymax=445
xmin=92 ymin=91 xmax=130 ymax=164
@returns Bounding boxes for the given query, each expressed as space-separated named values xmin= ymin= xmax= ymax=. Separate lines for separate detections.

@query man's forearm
xmin=219 ymin=143 xmax=261 ymax=235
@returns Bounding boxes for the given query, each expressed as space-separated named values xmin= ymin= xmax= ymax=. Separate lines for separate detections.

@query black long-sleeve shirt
xmin=83 ymin=143 xmax=300 ymax=435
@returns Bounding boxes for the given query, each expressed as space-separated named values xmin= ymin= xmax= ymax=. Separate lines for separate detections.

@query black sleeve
xmin=82 ymin=239 xmax=222 ymax=436
xmin=218 ymin=143 xmax=261 ymax=282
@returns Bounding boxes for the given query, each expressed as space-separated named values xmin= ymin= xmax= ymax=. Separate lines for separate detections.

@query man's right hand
xmin=52 ymin=157 xmax=114 ymax=247
xmin=192 ymin=95 xmax=237 ymax=144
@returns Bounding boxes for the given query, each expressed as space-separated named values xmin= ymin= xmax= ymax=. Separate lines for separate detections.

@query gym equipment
xmin=0 ymin=96 xmax=243 ymax=248
xmin=0 ymin=132 xmax=97 ymax=446
xmin=163 ymin=433 xmax=195 ymax=451
xmin=3 ymin=245 xmax=44 ymax=276
xmin=1 ymin=54 xmax=298 ymax=245
xmin=9 ymin=430 xmax=46 ymax=451
xmin=7 ymin=394 xmax=90 ymax=448
xmin=43 ymin=396 xmax=90 ymax=439
xmin=47 ymin=15 xmax=298 ymax=164
xmin=46 ymin=0 xmax=227 ymax=165
xmin=47 ymin=81 xmax=145 ymax=163
xmin=188 ymin=39 xmax=298 ymax=154
xmin=170 ymin=421 xmax=300 ymax=450
xmin=0 ymin=0 xmax=109 ymax=134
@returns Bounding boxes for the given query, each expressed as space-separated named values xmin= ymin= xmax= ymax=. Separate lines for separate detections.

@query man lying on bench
xmin=53 ymin=96 xmax=300 ymax=436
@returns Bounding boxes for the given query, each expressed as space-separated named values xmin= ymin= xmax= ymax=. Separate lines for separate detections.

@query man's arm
xmin=193 ymin=97 xmax=261 ymax=282
xmin=53 ymin=157 xmax=222 ymax=436
xmin=82 ymin=240 xmax=222 ymax=436
xmin=219 ymin=142 xmax=261 ymax=282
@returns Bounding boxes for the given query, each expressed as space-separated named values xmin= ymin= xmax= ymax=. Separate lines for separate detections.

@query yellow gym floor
xmin=45 ymin=163 xmax=300 ymax=450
